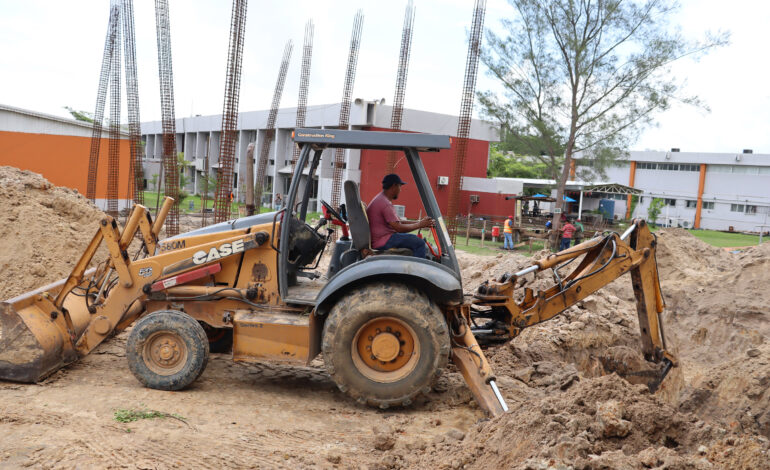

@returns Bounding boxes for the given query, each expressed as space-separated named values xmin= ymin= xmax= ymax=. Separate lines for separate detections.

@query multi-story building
xmin=140 ymin=99 xmax=500 ymax=218
xmin=582 ymin=149 xmax=770 ymax=232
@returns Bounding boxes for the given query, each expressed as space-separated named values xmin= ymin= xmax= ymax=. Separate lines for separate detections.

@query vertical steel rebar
xmin=386 ymin=1 xmax=415 ymax=172
xmin=87 ymin=3 xmax=120 ymax=203
xmin=213 ymin=0 xmax=248 ymax=224
xmin=254 ymin=40 xmax=293 ymax=214
xmin=331 ymin=10 xmax=364 ymax=215
xmin=106 ymin=5 xmax=122 ymax=216
xmin=290 ymin=20 xmax=315 ymax=175
xmin=122 ymin=0 xmax=143 ymax=206
xmin=155 ymin=0 xmax=180 ymax=234
xmin=446 ymin=0 xmax=486 ymax=243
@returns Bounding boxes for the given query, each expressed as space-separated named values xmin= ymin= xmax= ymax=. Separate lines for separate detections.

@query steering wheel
xmin=321 ymin=199 xmax=345 ymax=223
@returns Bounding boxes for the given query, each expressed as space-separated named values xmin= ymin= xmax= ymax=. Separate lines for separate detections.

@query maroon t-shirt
xmin=367 ymin=191 xmax=399 ymax=248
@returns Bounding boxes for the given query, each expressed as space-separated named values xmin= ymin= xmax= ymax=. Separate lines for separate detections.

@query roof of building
xmin=574 ymin=148 xmax=770 ymax=167
xmin=0 ymin=103 xmax=128 ymax=137
xmin=141 ymin=99 xmax=499 ymax=142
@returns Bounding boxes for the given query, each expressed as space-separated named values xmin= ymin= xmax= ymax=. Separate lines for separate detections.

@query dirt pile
xmin=0 ymin=167 xmax=106 ymax=300
xmin=411 ymin=374 xmax=769 ymax=469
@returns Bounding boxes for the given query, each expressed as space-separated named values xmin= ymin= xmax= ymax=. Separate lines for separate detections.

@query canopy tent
xmin=583 ymin=183 xmax=642 ymax=195
xmin=563 ymin=195 xmax=576 ymax=202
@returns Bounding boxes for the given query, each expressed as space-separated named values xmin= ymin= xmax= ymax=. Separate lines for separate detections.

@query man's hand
xmin=389 ymin=216 xmax=435 ymax=233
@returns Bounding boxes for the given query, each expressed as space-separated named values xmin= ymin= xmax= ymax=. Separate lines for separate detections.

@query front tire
xmin=322 ymin=282 xmax=450 ymax=409
xmin=126 ymin=310 xmax=209 ymax=390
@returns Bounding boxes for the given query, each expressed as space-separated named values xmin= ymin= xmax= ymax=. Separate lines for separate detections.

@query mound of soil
xmin=0 ymin=167 xmax=105 ymax=300
xmin=411 ymin=374 xmax=769 ymax=469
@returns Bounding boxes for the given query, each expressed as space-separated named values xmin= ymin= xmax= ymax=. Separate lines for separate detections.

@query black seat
xmin=343 ymin=180 xmax=412 ymax=258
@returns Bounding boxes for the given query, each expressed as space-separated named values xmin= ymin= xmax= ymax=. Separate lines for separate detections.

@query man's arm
xmin=388 ymin=217 xmax=434 ymax=233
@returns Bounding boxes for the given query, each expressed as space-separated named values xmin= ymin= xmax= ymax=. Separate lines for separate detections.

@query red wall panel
xmin=358 ymin=127 xmax=492 ymax=219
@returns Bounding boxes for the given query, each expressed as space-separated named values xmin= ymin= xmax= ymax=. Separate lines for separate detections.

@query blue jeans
xmin=560 ymin=237 xmax=571 ymax=251
xmin=380 ymin=233 xmax=427 ymax=258
xmin=503 ymin=232 xmax=513 ymax=249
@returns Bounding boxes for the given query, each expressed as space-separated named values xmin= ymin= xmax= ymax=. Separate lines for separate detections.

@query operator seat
xmin=343 ymin=180 xmax=412 ymax=259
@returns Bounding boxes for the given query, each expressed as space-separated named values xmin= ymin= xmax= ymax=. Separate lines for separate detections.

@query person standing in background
xmin=560 ymin=218 xmax=576 ymax=251
xmin=503 ymin=215 xmax=514 ymax=250
xmin=573 ymin=219 xmax=585 ymax=246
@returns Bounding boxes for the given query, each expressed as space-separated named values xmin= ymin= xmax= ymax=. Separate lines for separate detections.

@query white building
xmin=578 ymin=149 xmax=770 ymax=232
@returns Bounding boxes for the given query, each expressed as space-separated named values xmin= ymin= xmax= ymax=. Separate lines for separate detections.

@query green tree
xmin=647 ymin=198 xmax=665 ymax=227
xmin=176 ymin=152 xmax=191 ymax=205
xmin=63 ymin=106 xmax=94 ymax=123
xmin=149 ymin=173 xmax=159 ymax=192
xmin=487 ymin=144 xmax=550 ymax=179
xmin=480 ymin=0 xmax=727 ymax=245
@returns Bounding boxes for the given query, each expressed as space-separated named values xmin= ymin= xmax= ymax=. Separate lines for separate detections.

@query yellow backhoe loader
xmin=0 ymin=129 xmax=675 ymax=417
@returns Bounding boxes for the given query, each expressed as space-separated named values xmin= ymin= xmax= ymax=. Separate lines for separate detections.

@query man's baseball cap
xmin=382 ymin=173 xmax=407 ymax=188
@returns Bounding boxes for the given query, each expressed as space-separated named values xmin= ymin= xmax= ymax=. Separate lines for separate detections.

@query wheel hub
xmin=144 ymin=332 xmax=188 ymax=375
xmin=371 ymin=332 xmax=400 ymax=362
xmin=352 ymin=317 xmax=420 ymax=382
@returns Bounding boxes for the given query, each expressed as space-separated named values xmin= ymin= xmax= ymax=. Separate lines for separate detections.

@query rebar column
xmin=331 ymin=10 xmax=364 ymax=214
xmin=86 ymin=3 xmax=120 ymax=202
xmin=290 ymin=20 xmax=315 ymax=175
xmin=386 ymin=1 xmax=415 ymax=172
xmin=155 ymin=0 xmax=180 ymax=234
xmin=106 ymin=4 xmax=122 ymax=216
xmin=446 ymin=0 xmax=486 ymax=243
xmin=122 ymin=0 xmax=143 ymax=206
xmin=213 ymin=0 xmax=248 ymax=224
xmin=253 ymin=41 xmax=293 ymax=214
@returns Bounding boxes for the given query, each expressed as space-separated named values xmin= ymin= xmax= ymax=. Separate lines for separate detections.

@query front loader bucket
xmin=0 ymin=278 xmax=91 ymax=383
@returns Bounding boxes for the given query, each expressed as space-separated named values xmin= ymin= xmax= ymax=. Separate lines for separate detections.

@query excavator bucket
xmin=0 ymin=200 xmax=173 ymax=384
xmin=0 ymin=278 xmax=91 ymax=383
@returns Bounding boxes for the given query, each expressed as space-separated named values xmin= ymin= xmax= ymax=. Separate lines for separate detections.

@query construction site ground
xmin=0 ymin=166 xmax=768 ymax=469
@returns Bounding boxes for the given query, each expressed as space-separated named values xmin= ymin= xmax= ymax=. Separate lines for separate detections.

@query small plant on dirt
xmin=113 ymin=407 xmax=187 ymax=425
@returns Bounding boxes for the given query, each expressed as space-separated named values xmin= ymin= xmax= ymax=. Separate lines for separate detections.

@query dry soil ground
xmin=0 ymin=167 xmax=768 ymax=469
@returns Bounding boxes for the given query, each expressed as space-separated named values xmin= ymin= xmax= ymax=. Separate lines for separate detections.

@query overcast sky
xmin=0 ymin=0 xmax=767 ymax=153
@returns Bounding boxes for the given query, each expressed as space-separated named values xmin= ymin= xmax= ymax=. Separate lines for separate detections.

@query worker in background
xmin=503 ymin=215 xmax=514 ymax=250
xmin=545 ymin=219 xmax=552 ymax=230
xmin=274 ymin=193 xmax=283 ymax=210
xmin=560 ymin=218 xmax=576 ymax=251
xmin=573 ymin=218 xmax=585 ymax=246
xmin=367 ymin=174 xmax=434 ymax=258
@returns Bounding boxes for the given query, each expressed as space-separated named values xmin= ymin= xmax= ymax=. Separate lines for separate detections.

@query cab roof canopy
xmin=293 ymin=128 xmax=451 ymax=152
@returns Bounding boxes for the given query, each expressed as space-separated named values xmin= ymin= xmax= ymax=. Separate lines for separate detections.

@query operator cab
xmin=278 ymin=128 xmax=461 ymax=304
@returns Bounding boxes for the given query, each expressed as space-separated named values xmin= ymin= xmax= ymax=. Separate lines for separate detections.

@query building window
xmin=637 ymin=162 xmax=698 ymax=171
xmin=730 ymin=204 xmax=745 ymax=212
xmin=664 ymin=198 xmax=676 ymax=206
xmin=233 ymin=173 xmax=238 ymax=189
xmin=745 ymin=205 xmax=757 ymax=215
xmin=685 ymin=200 xmax=697 ymax=208
xmin=702 ymin=201 xmax=714 ymax=210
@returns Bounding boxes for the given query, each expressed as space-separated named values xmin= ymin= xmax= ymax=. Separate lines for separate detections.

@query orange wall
xmin=0 ymin=131 xmax=132 ymax=198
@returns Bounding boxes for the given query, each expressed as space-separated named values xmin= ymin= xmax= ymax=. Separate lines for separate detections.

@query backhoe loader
xmin=0 ymin=129 xmax=675 ymax=416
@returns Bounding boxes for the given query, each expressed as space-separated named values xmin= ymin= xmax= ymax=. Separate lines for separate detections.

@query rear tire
xmin=126 ymin=310 xmax=209 ymax=391
xmin=322 ymin=282 xmax=449 ymax=409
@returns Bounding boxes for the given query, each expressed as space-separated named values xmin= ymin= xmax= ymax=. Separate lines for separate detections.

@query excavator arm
xmin=470 ymin=219 xmax=676 ymax=397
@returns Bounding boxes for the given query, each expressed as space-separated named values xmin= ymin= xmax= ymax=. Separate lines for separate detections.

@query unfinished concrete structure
xmin=140 ymin=101 xmax=498 ymax=216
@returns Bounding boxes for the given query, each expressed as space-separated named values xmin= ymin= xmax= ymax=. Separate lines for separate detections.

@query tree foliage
xmin=487 ymin=144 xmax=551 ymax=179
xmin=480 ymin=0 xmax=727 ymax=244
xmin=647 ymin=197 xmax=665 ymax=226
xmin=63 ymin=106 xmax=94 ymax=123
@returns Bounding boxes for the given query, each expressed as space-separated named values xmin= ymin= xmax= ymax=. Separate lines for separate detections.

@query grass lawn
xmin=442 ymin=234 xmax=546 ymax=257
xmin=141 ymin=191 xmax=272 ymax=214
xmin=685 ymin=229 xmax=768 ymax=248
